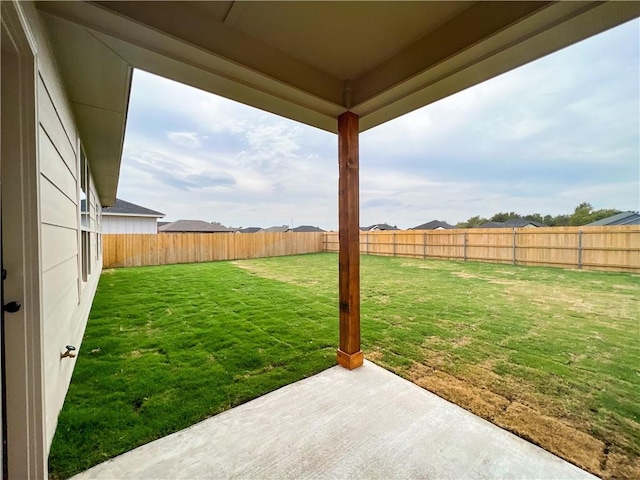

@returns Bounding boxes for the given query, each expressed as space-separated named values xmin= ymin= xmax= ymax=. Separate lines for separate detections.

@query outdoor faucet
xmin=61 ymin=345 xmax=77 ymax=359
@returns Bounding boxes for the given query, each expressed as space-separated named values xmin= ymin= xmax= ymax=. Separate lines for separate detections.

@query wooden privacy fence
xmin=323 ymin=226 xmax=640 ymax=273
xmin=103 ymin=227 xmax=640 ymax=272
xmin=103 ymin=232 xmax=324 ymax=268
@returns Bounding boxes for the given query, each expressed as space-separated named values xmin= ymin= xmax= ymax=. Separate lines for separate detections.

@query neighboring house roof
xmin=586 ymin=211 xmax=640 ymax=226
xmin=476 ymin=222 xmax=506 ymax=228
xmin=159 ymin=220 xmax=233 ymax=233
xmin=477 ymin=219 xmax=546 ymax=228
xmin=503 ymin=218 xmax=546 ymax=228
xmin=259 ymin=225 xmax=291 ymax=233
xmin=157 ymin=221 xmax=171 ymax=228
xmin=238 ymin=227 xmax=262 ymax=233
xmin=210 ymin=222 xmax=236 ymax=232
xmin=292 ymin=225 xmax=326 ymax=232
xmin=411 ymin=220 xmax=455 ymax=230
xmin=101 ymin=198 xmax=165 ymax=218
xmin=361 ymin=224 xmax=399 ymax=231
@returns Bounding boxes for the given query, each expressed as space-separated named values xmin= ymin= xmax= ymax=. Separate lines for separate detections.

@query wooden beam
xmin=337 ymin=111 xmax=363 ymax=370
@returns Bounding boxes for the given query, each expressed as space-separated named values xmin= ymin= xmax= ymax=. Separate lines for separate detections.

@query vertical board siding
xmin=102 ymin=233 xmax=325 ymax=268
xmin=323 ymin=226 xmax=640 ymax=273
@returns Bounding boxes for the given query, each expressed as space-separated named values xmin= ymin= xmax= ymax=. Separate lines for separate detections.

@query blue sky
xmin=118 ymin=19 xmax=639 ymax=230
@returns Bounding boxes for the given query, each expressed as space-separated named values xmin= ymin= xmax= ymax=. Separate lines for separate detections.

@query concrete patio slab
xmin=72 ymin=361 xmax=597 ymax=479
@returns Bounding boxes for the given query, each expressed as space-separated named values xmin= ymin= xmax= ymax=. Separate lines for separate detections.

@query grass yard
xmin=49 ymin=253 xmax=639 ymax=479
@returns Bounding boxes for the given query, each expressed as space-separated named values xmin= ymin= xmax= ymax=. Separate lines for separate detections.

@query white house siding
xmin=23 ymin=4 xmax=103 ymax=451
xmin=102 ymin=215 xmax=158 ymax=233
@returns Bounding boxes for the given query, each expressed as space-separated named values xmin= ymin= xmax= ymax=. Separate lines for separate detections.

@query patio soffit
xmin=35 ymin=1 xmax=640 ymax=204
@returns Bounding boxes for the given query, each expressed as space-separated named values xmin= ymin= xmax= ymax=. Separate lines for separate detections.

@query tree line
xmin=456 ymin=202 xmax=623 ymax=228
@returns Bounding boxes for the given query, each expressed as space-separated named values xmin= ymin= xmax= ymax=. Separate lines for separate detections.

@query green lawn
xmin=49 ymin=253 xmax=640 ymax=479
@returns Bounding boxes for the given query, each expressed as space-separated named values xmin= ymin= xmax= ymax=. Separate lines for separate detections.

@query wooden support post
xmin=337 ymin=112 xmax=363 ymax=370
xmin=463 ymin=231 xmax=468 ymax=261
xmin=577 ymin=230 xmax=583 ymax=269
xmin=423 ymin=232 xmax=427 ymax=259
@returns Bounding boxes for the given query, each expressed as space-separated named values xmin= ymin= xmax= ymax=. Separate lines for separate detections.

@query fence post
xmin=392 ymin=232 xmax=396 ymax=257
xmin=578 ymin=230 xmax=583 ymax=269
xmin=512 ymin=228 xmax=517 ymax=265
xmin=463 ymin=231 xmax=468 ymax=261
xmin=422 ymin=232 xmax=427 ymax=260
xmin=365 ymin=233 xmax=369 ymax=255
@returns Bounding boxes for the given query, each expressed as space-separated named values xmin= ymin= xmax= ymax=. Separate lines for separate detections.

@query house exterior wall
xmin=20 ymin=1 xmax=103 ymax=456
xmin=102 ymin=215 xmax=158 ymax=234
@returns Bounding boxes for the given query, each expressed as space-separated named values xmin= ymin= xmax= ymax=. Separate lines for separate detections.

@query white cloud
xmin=167 ymin=132 xmax=201 ymax=148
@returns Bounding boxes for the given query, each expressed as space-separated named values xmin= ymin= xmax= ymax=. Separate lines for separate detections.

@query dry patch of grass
xmin=401 ymin=358 xmax=639 ymax=479
xmin=495 ymin=402 xmax=606 ymax=475
xmin=408 ymin=362 xmax=509 ymax=419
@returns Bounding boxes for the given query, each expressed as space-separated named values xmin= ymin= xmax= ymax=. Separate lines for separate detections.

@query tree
xmin=457 ymin=216 xmax=488 ymax=228
xmin=567 ymin=202 xmax=621 ymax=226
xmin=456 ymin=203 xmax=623 ymax=228
xmin=569 ymin=202 xmax=594 ymax=226
xmin=490 ymin=211 xmax=521 ymax=222
xmin=591 ymin=208 xmax=621 ymax=223
xmin=524 ymin=213 xmax=544 ymax=224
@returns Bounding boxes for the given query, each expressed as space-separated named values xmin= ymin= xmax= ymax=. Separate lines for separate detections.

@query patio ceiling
xmin=37 ymin=1 xmax=639 ymax=205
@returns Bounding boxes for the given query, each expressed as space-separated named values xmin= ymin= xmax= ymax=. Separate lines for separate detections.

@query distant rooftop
xmin=477 ymin=219 xmax=546 ymax=228
xmin=260 ymin=226 xmax=291 ymax=233
xmin=361 ymin=224 xmax=398 ymax=231
xmin=502 ymin=218 xmax=546 ymax=228
xmin=292 ymin=225 xmax=326 ymax=233
xmin=159 ymin=220 xmax=234 ymax=233
xmin=586 ymin=211 xmax=640 ymax=226
xmin=237 ymin=227 xmax=262 ymax=234
xmin=102 ymin=198 xmax=164 ymax=217
xmin=411 ymin=220 xmax=456 ymax=230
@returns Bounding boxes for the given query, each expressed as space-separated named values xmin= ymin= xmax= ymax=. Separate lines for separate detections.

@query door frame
xmin=0 ymin=2 xmax=46 ymax=479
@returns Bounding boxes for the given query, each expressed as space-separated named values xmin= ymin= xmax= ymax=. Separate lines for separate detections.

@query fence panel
xmin=466 ymin=229 xmax=513 ymax=264
xmin=103 ymin=232 xmax=324 ymax=268
xmin=514 ymin=228 xmax=579 ymax=268
xmin=396 ymin=231 xmax=424 ymax=258
xmin=580 ymin=227 xmax=640 ymax=272
xmin=320 ymin=226 xmax=639 ymax=273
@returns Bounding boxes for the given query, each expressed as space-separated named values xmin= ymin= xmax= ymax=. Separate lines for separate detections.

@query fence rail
xmin=323 ymin=226 xmax=640 ymax=273
xmin=102 ymin=232 xmax=324 ymax=268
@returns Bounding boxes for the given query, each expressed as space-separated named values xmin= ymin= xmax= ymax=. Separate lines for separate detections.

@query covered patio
xmin=35 ymin=1 xmax=639 ymax=477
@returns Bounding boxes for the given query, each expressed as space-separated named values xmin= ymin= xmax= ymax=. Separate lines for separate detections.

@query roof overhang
xmin=36 ymin=1 xmax=640 ymax=205
xmin=102 ymin=212 xmax=165 ymax=219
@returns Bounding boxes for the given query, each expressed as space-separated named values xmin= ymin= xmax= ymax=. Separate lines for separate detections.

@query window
xmin=96 ymin=209 xmax=102 ymax=261
xmin=80 ymin=149 xmax=91 ymax=281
